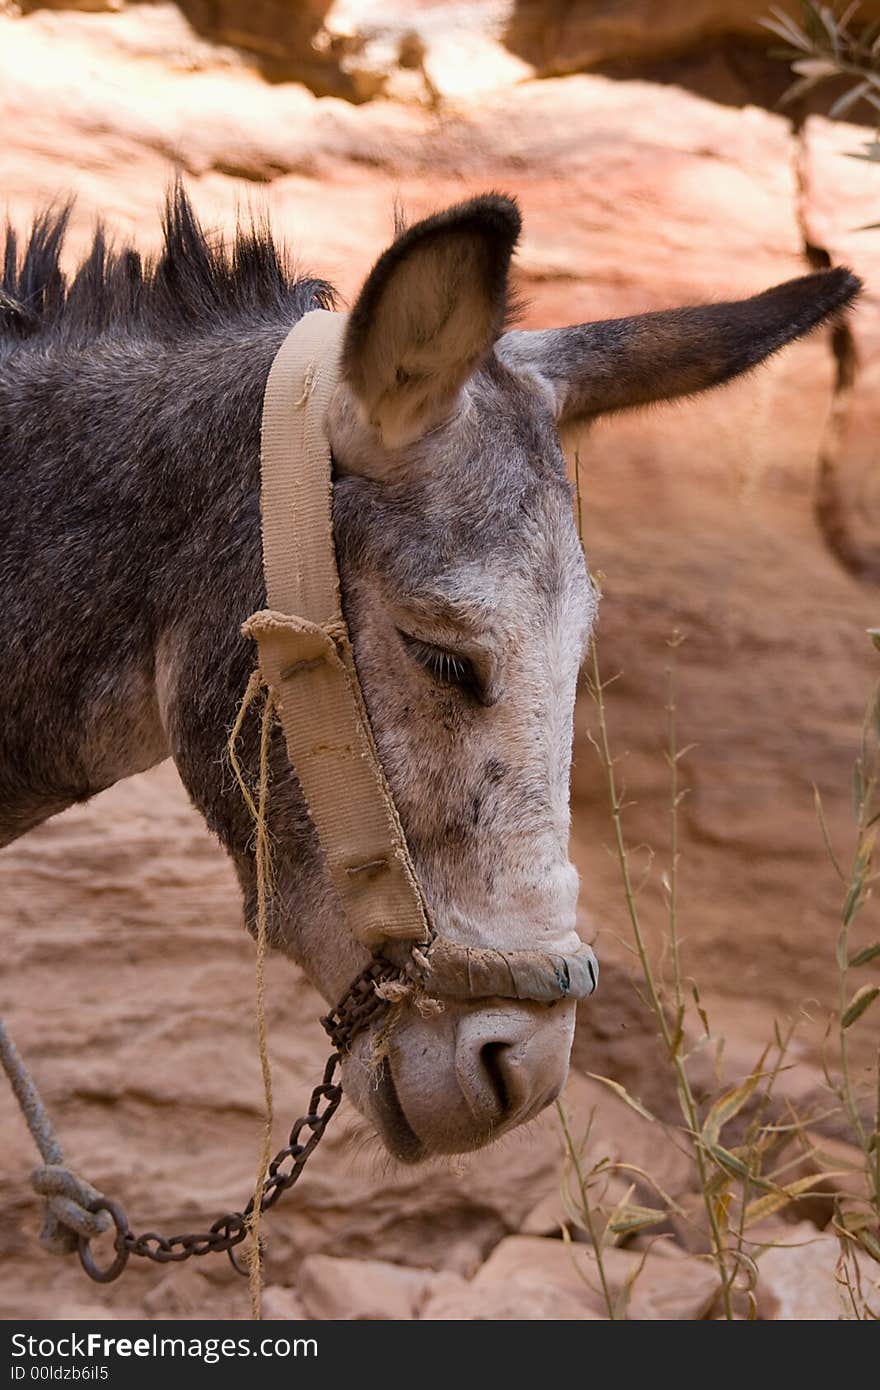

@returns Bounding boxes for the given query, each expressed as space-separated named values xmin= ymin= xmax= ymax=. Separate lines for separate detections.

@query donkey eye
xmin=399 ymin=632 xmax=478 ymax=695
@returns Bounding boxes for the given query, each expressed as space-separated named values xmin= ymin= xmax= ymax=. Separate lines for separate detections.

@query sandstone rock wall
xmin=1 ymin=2 xmax=879 ymax=1320
xmin=17 ymin=1 xmax=880 ymax=101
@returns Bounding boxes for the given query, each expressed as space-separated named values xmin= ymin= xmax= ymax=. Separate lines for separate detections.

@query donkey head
xmin=297 ymin=197 xmax=858 ymax=1160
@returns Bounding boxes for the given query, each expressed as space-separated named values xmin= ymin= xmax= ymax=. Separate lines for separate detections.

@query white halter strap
xmin=244 ymin=309 xmax=432 ymax=950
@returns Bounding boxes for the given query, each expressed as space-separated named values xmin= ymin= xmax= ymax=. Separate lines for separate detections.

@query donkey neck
xmin=0 ymin=322 xmax=293 ymax=846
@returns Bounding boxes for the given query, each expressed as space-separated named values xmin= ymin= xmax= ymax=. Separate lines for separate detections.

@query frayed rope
xmin=0 ymin=1019 xmax=112 ymax=1257
xmin=227 ymin=669 xmax=276 ymax=1322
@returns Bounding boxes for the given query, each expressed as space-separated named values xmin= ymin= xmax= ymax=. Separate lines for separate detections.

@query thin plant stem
xmin=835 ymin=689 xmax=880 ymax=1204
xmin=731 ymin=1020 xmax=797 ymax=1308
xmin=665 ymin=638 xmax=686 ymax=1022
xmin=556 ymin=1101 xmax=616 ymax=1319
xmin=588 ymin=637 xmax=735 ymax=1319
xmin=873 ymin=1044 xmax=880 ymax=1214
xmin=574 ymin=447 xmax=732 ymax=1316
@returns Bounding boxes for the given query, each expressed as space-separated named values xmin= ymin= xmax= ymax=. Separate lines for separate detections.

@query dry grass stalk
xmin=563 ymin=451 xmax=879 ymax=1319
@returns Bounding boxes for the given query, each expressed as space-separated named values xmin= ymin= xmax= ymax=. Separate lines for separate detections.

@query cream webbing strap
xmin=244 ymin=310 xmax=431 ymax=949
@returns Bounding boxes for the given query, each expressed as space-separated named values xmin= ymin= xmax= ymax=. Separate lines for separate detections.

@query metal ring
xmin=77 ymin=1197 xmax=130 ymax=1284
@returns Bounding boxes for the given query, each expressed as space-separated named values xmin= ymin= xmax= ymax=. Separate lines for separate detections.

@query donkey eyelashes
xmin=398 ymin=630 xmax=482 ymax=699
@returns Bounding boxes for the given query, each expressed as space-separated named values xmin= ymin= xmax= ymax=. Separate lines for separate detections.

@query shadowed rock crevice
xmin=793 ymin=124 xmax=880 ymax=587
xmin=814 ymin=317 xmax=877 ymax=583
xmin=503 ymin=1 xmax=880 ymax=124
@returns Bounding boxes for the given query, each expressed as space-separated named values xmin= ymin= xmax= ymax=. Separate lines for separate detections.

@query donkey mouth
xmin=372 ymin=1058 xmax=425 ymax=1163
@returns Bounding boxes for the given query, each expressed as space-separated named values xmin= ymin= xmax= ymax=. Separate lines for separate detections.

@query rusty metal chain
xmin=320 ymin=956 xmax=405 ymax=1053
xmin=77 ymin=957 xmax=405 ymax=1283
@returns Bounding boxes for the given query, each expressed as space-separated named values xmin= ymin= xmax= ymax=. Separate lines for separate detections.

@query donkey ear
xmin=342 ymin=194 xmax=521 ymax=449
xmin=497 ymin=268 xmax=861 ymax=424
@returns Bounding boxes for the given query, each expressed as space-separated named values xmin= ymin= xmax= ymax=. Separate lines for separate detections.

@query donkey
xmin=0 ymin=188 xmax=858 ymax=1160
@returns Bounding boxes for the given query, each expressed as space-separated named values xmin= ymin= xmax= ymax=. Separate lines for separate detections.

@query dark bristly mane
xmin=0 ymin=184 xmax=334 ymax=351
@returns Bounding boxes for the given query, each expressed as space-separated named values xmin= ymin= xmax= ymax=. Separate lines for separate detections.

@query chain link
xmin=319 ymin=956 xmax=404 ymax=1052
xmin=77 ymin=957 xmax=405 ymax=1284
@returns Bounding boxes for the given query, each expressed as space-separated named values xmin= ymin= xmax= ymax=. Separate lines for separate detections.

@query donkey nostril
xmin=454 ymin=1006 xmax=575 ymax=1138
xmin=479 ymin=1040 xmax=512 ymax=1119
